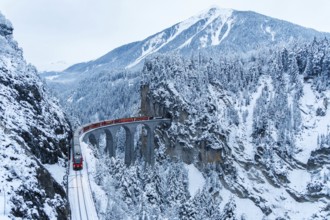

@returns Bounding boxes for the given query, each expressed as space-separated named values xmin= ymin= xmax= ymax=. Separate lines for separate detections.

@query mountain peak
xmin=191 ymin=6 xmax=233 ymax=25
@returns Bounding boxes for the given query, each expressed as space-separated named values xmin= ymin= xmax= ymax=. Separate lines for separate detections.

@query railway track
xmin=79 ymin=169 xmax=89 ymax=220
xmin=69 ymin=141 xmax=99 ymax=220
xmin=74 ymin=171 xmax=82 ymax=220
xmin=74 ymin=169 xmax=90 ymax=220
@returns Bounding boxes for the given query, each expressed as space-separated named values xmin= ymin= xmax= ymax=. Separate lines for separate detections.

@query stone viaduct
xmin=81 ymin=118 xmax=171 ymax=166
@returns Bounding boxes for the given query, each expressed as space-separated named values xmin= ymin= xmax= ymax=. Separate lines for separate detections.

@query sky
xmin=0 ymin=0 xmax=329 ymax=72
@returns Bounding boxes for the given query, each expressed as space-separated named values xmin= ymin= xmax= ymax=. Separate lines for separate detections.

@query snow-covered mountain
xmin=0 ymin=13 xmax=72 ymax=219
xmin=42 ymin=6 xmax=330 ymax=126
xmin=63 ymin=7 xmax=329 ymax=73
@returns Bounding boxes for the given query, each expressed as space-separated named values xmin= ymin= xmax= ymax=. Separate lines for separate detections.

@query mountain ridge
xmin=59 ymin=6 xmax=330 ymax=74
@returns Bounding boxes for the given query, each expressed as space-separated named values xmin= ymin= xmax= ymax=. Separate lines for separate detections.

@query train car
xmin=134 ymin=116 xmax=150 ymax=121
xmin=82 ymin=125 xmax=91 ymax=133
xmin=100 ymin=120 xmax=114 ymax=126
xmin=114 ymin=118 xmax=132 ymax=123
xmin=113 ymin=117 xmax=150 ymax=124
xmin=89 ymin=122 xmax=101 ymax=130
xmin=82 ymin=122 xmax=102 ymax=133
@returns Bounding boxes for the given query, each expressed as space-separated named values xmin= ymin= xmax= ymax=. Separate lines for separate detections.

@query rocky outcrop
xmin=0 ymin=13 xmax=71 ymax=219
xmin=141 ymin=83 xmax=226 ymax=165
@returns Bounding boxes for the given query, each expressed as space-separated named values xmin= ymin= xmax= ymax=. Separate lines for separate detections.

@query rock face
xmin=141 ymin=83 xmax=224 ymax=165
xmin=0 ymin=13 xmax=71 ymax=219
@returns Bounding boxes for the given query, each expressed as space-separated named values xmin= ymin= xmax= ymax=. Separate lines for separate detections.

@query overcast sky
xmin=0 ymin=0 xmax=329 ymax=71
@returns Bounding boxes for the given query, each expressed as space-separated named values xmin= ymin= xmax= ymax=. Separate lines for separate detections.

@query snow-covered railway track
xmin=69 ymin=159 xmax=98 ymax=220
xmin=69 ymin=141 xmax=98 ymax=220
xmin=78 ymin=170 xmax=89 ymax=220
xmin=73 ymin=169 xmax=90 ymax=220
xmin=74 ymin=171 xmax=83 ymax=220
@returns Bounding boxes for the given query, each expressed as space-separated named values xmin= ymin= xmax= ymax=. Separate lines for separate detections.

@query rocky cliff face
xmin=0 ymin=13 xmax=71 ymax=219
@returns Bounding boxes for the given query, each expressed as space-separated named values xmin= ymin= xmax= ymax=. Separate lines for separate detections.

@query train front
xmin=73 ymin=151 xmax=83 ymax=170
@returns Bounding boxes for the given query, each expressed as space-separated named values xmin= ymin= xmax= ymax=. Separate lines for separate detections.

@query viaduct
xmin=78 ymin=118 xmax=171 ymax=166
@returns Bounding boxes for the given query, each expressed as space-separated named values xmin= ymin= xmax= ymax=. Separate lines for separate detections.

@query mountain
xmin=35 ymin=6 xmax=330 ymax=219
xmin=0 ymin=13 xmax=72 ymax=219
xmin=63 ymin=7 xmax=330 ymax=73
xmin=42 ymin=7 xmax=330 ymax=126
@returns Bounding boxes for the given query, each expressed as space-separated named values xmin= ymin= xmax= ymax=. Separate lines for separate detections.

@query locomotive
xmin=72 ymin=116 xmax=163 ymax=170
xmin=72 ymin=129 xmax=83 ymax=170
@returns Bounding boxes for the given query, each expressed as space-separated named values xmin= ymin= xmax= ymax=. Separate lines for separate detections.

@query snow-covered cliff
xmin=139 ymin=39 xmax=330 ymax=219
xmin=0 ymin=13 xmax=71 ymax=219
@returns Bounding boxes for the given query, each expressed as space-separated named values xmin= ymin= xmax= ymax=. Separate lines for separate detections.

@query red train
xmin=73 ymin=152 xmax=83 ymax=170
xmin=82 ymin=116 xmax=159 ymax=133
xmin=72 ymin=129 xmax=83 ymax=170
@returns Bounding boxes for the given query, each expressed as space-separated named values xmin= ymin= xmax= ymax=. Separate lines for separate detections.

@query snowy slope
xmin=0 ymin=12 xmax=72 ymax=219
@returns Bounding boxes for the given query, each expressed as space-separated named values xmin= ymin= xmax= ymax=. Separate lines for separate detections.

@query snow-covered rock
xmin=139 ymin=40 xmax=330 ymax=219
xmin=0 ymin=12 xmax=71 ymax=219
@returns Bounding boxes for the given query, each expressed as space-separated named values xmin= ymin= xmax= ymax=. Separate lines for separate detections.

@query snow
xmin=319 ymin=166 xmax=330 ymax=190
xmin=200 ymin=8 xmax=233 ymax=48
xmin=44 ymin=162 xmax=66 ymax=186
xmin=0 ymin=189 xmax=10 ymax=220
xmin=45 ymin=75 xmax=59 ymax=81
xmin=127 ymin=7 xmax=233 ymax=68
xmin=178 ymin=37 xmax=192 ymax=49
xmin=184 ymin=164 xmax=205 ymax=197
xmin=77 ymin=97 xmax=85 ymax=103
xmin=126 ymin=10 xmax=202 ymax=68
xmin=67 ymin=96 xmax=73 ymax=103
xmin=238 ymin=76 xmax=273 ymax=159
xmin=43 ymin=202 xmax=57 ymax=220
xmin=265 ymin=26 xmax=276 ymax=41
xmin=296 ymin=83 xmax=330 ymax=163
xmin=288 ymin=168 xmax=311 ymax=192
xmin=199 ymin=35 xmax=209 ymax=48
xmin=211 ymin=11 xmax=233 ymax=45
xmin=228 ymin=160 xmax=325 ymax=220
xmin=218 ymin=18 xmax=234 ymax=45
xmin=235 ymin=196 xmax=264 ymax=219
xmin=219 ymin=187 xmax=264 ymax=220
